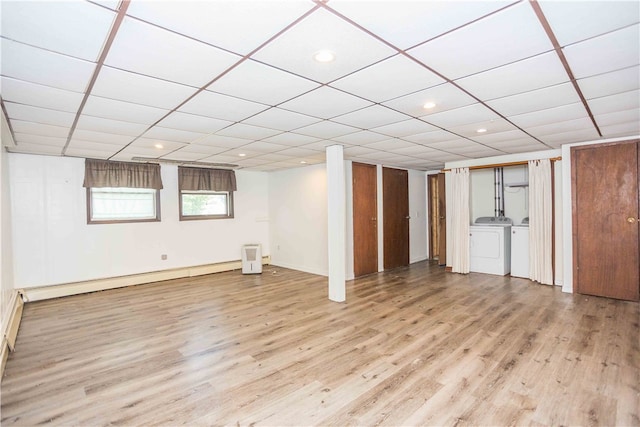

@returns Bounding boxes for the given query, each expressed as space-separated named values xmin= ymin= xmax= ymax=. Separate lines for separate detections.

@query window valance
xmin=178 ymin=167 xmax=237 ymax=192
xmin=83 ymin=159 xmax=163 ymax=190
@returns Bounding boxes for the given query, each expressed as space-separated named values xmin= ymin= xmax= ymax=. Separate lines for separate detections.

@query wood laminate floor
xmin=1 ymin=261 xmax=639 ymax=426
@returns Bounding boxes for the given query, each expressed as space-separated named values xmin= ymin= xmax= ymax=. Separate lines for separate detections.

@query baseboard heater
xmin=20 ymin=256 xmax=271 ymax=303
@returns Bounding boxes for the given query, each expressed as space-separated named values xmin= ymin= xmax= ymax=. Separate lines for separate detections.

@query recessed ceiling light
xmin=238 ymin=153 xmax=246 ymax=157
xmin=476 ymin=128 xmax=487 ymax=133
xmin=300 ymin=160 xmax=307 ymax=164
xmin=313 ymin=50 xmax=335 ymax=63
xmin=423 ymin=102 xmax=436 ymax=109
xmin=154 ymin=143 xmax=164 ymax=149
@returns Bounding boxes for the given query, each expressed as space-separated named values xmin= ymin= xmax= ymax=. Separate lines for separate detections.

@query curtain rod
xmin=441 ymin=156 xmax=562 ymax=172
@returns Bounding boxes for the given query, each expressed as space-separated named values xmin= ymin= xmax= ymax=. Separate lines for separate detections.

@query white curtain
xmin=528 ymin=159 xmax=553 ymax=285
xmin=450 ymin=167 xmax=470 ymax=274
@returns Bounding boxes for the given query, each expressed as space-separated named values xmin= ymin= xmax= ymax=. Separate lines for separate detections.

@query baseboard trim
xmin=445 ymin=266 xmax=453 ymax=272
xmin=1 ymin=289 xmax=24 ymax=379
xmin=21 ymin=256 xmax=271 ymax=303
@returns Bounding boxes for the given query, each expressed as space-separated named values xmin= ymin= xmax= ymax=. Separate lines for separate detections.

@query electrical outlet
xmin=161 ymin=254 xmax=167 ymax=260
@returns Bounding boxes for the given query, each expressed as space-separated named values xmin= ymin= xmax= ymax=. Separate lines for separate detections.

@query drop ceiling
xmin=1 ymin=0 xmax=638 ymax=171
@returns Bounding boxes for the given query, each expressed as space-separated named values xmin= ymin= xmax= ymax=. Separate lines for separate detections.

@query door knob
xmin=627 ymin=217 xmax=638 ymax=223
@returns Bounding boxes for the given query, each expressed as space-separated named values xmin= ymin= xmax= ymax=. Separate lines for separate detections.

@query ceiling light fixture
xmin=154 ymin=143 xmax=164 ymax=149
xmin=238 ymin=153 xmax=246 ymax=157
xmin=423 ymin=102 xmax=436 ymax=109
xmin=476 ymin=128 xmax=487 ymax=133
xmin=300 ymin=160 xmax=307 ymax=164
xmin=313 ymin=50 xmax=335 ymax=63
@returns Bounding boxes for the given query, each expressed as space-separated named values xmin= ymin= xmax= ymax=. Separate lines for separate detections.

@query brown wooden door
xmin=383 ymin=167 xmax=409 ymax=270
xmin=572 ymin=140 xmax=639 ymax=301
xmin=437 ymin=172 xmax=447 ymax=266
xmin=428 ymin=175 xmax=439 ymax=259
xmin=353 ymin=163 xmax=378 ymax=277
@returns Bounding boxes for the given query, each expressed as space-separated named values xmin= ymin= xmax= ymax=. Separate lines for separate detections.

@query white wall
xmin=408 ymin=169 xmax=428 ymax=263
xmin=268 ymin=163 xmax=328 ymax=276
xmin=1 ymin=146 xmax=15 ymax=328
xmin=9 ymin=153 xmax=270 ymax=288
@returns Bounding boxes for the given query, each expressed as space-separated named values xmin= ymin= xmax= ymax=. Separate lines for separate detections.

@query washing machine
xmin=469 ymin=217 xmax=512 ymax=276
xmin=510 ymin=217 xmax=529 ymax=278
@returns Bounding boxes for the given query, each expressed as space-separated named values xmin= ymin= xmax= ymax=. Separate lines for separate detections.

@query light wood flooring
xmin=2 ymin=261 xmax=639 ymax=426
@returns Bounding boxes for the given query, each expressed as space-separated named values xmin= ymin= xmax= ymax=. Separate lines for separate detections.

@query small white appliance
xmin=469 ymin=217 xmax=512 ymax=276
xmin=510 ymin=217 xmax=529 ymax=278
xmin=241 ymin=244 xmax=262 ymax=274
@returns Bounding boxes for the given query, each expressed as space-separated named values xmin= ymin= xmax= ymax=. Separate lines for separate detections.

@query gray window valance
xmin=178 ymin=167 xmax=237 ymax=192
xmin=83 ymin=159 xmax=163 ymax=190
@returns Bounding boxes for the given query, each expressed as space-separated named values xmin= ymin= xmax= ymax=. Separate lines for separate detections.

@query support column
xmin=326 ymin=145 xmax=345 ymax=302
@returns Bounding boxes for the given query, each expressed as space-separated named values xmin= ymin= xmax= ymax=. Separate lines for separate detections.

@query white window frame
xmin=179 ymin=190 xmax=234 ymax=221
xmin=87 ymin=187 xmax=161 ymax=224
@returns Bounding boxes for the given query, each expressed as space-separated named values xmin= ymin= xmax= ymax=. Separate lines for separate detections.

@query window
xmin=88 ymin=187 xmax=160 ymax=223
xmin=180 ymin=190 xmax=233 ymax=220
xmin=83 ymin=159 xmax=163 ymax=224
xmin=178 ymin=166 xmax=237 ymax=221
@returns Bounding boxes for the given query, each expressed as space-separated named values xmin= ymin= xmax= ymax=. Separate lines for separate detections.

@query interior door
xmin=353 ymin=162 xmax=378 ymax=277
xmin=437 ymin=172 xmax=447 ymax=266
xmin=572 ymin=140 xmax=639 ymax=301
xmin=428 ymin=175 xmax=439 ymax=259
xmin=383 ymin=167 xmax=409 ymax=270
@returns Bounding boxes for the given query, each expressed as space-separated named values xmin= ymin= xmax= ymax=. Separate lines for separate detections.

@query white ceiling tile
xmin=125 ymin=1 xmax=315 ymax=55
xmin=487 ymin=83 xmax=581 ymax=116
xmin=159 ymin=150 xmax=211 ymax=162
xmin=563 ymin=24 xmax=640 ymax=79
xmin=76 ymin=115 xmax=149 ymax=136
xmin=235 ymin=158 xmax=276 ymax=167
xmin=578 ymin=66 xmax=640 ymax=100
xmin=404 ymin=130 xmax=459 ymax=144
xmin=330 ymin=55 xmax=444 ymax=102
xmin=333 ymin=105 xmax=408 ymax=129
xmin=83 ymin=96 xmax=170 ymax=125
xmin=252 ymin=8 xmax=396 ymax=83
xmin=595 ymin=109 xmax=640 ymax=128
xmin=13 ymin=133 xmax=67 ymax=147
xmin=243 ymin=108 xmax=321 ymax=131
xmin=4 ymin=103 xmax=75 ymax=128
xmin=302 ymin=139 xmax=353 ymax=151
xmin=65 ymin=139 xmax=124 ymax=155
xmin=238 ymin=141 xmax=289 ymax=153
xmin=175 ymin=144 xmax=230 ymax=155
xmin=528 ymin=117 xmax=596 ymax=137
xmin=280 ymin=86 xmax=373 ymax=119
xmin=330 ymin=130 xmax=388 ymax=145
xmin=599 ymin=121 xmax=640 ymax=138
xmin=157 ymin=112 xmax=233 ymax=134
xmin=538 ymin=128 xmax=600 ymax=145
xmin=92 ymin=67 xmax=195 ymax=109
xmin=110 ymin=145 xmax=179 ymax=161
xmin=408 ymin=2 xmax=553 ymax=79
xmin=488 ymin=139 xmax=548 ymax=152
xmin=7 ymin=142 xmax=63 ymax=156
xmin=539 ymin=0 xmax=640 ymax=46
xmin=447 ymin=118 xmax=518 ymax=138
xmin=1 ymin=1 xmax=115 ymax=61
xmin=343 ymin=146 xmax=381 ymax=157
xmin=329 ymin=0 xmax=513 ymax=49
xmin=179 ymin=90 xmax=269 ymax=121
xmin=64 ymin=147 xmax=115 ymax=160
xmin=11 ymin=120 xmax=69 ymax=138
xmin=215 ymin=148 xmax=260 ymax=159
xmin=292 ymin=120 xmax=361 ymax=139
xmin=390 ymin=144 xmax=440 ymax=157
xmin=208 ymin=60 xmax=320 ymax=106
xmin=215 ymin=123 xmax=281 ymax=140
xmin=471 ymin=130 xmax=540 ymax=145
xmin=130 ymin=138 xmax=187 ymax=152
xmin=254 ymin=152 xmax=295 ymax=162
xmin=1 ymin=39 xmax=95 ymax=92
xmin=588 ymin=90 xmax=640 ymax=116
xmin=274 ymin=147 xmax=321 ymax=158
xmin=382 ymin=83 xmax=477 ymax=117
xmin=261 ymin=132 xmax=321 ymax=147
xmin=371 ymin=119 xmax=439 ymax=138
xmin=455 ymin=52 xmax=569 ymax=101
xmin=105 ymin=17 xmax=240 ymax=87
xmin=71 ymin=130 xmax=135 ymax=145
xmin=0 ymin=77 xmax=84 ymax=113
xmin=508 ymin=103 xmax=588 ymax=128
xmin=362 ymin=139 xmax=417 ymax=151
xmin=197 ymin=154 xmax=244 ymax=164
xmin=424 ymin=103 xmax=499 ymax=128
xmin=196 ymin=134 xmax=256 ymax=149
xmin=141 ymin=127 xmax=208 ymax=143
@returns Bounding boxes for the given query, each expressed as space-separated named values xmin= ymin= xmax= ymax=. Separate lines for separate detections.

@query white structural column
xmin=326 ymin=145 xmax=346 ymax=302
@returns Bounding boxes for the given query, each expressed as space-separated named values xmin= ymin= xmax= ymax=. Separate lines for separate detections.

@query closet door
xmin=383 ymin=167 xmax=409 ymax=270
xmin=572 ymin=140 xmax=639 ymax=301
xmin=353 ymin=163 xmax=378 ymax=277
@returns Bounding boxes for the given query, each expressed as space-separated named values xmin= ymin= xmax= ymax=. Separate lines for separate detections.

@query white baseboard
xmin=268 ymin=261 xmax=327 ymax=277
xmin=21 ymin=256 xmax=271 ymax=303
xmin=1 ymin=290 xmax=24 ymax=379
